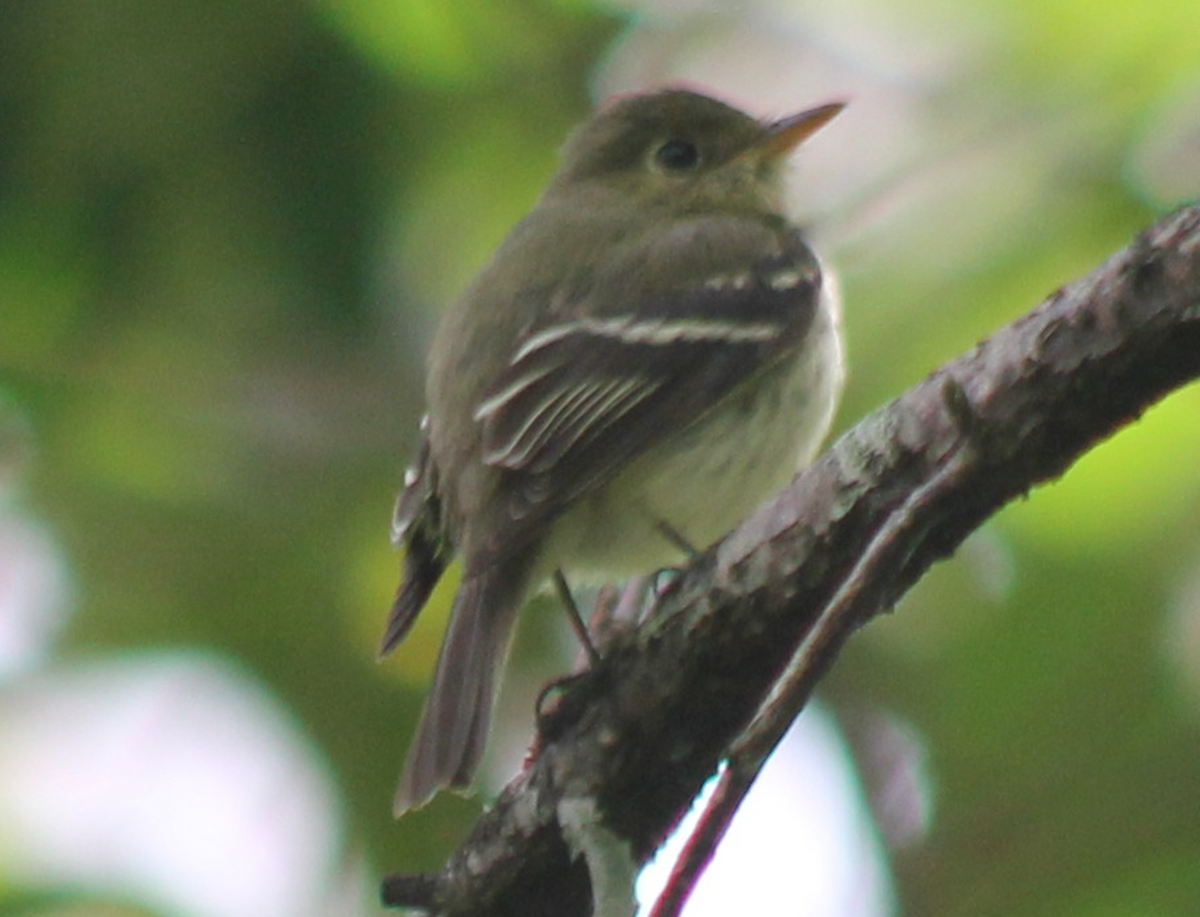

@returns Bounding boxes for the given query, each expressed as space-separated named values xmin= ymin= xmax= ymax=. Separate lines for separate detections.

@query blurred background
xmin=2 ymin=1 xmax=1200 ymax=915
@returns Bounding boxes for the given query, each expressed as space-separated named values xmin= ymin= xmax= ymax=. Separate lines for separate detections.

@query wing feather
xmin=474 ymin=232 xmax=823 ymax=526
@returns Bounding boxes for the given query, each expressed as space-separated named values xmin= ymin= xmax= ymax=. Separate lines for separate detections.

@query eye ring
xmin=653 ymin=138 xmax=701 ymax=172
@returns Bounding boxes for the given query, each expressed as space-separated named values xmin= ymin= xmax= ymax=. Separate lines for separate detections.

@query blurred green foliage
xmin=1 ymin=1 xmax=1199 ymax=915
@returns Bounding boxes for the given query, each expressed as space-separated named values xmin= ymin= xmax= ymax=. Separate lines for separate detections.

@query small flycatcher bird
xmin=382 ymin=88 xmax=846 ymax=813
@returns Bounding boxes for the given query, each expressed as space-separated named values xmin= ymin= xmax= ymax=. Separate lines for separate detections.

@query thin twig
xmin=648 ymin=442 xmax=974 ymax=917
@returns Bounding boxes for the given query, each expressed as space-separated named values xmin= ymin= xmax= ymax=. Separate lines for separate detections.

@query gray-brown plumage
xmin=382 ymin=89 xmax=846 ymax=813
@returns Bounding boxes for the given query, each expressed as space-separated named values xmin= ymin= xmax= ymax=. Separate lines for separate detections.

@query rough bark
xmin=383 ymin=202 xmax=1200 ymax=916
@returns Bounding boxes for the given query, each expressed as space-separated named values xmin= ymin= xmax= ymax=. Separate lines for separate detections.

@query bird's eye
xmin=653 ymin=139 xmax=700 ymax=172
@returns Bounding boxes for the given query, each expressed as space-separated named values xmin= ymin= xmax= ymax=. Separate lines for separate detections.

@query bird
xmin=381 ymin=87 xmax=846 ymax=814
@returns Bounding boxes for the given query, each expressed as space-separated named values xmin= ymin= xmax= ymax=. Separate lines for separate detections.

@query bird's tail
xmin=393 ymin=557 xmax=532 ymax=815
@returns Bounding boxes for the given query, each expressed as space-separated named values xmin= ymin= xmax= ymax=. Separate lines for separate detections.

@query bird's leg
xmin=535 ymin=571 xmax=605 ymax=737
xmin=553 ymin=569 xmax=601 ymax=667
xmin=644 ymin=518 xmax=704 ymax=610
xmin=535 ymin=568 xmax=652 ymax=732
xmin=654 ymin=519 xmax=700 ymax=559
xmin=539 ymin=528 xmax=689 ymax=732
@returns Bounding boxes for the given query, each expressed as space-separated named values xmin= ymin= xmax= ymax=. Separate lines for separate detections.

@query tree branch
xmin=382 ymin=202 xmax=1200 ymax=916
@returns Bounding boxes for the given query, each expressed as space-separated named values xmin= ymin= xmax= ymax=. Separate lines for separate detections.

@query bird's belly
xmin=546 ymin=299 xmax=843 ymax=579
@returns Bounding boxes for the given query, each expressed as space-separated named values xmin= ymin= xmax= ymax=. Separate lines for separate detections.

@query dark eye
xmin=653 ymin=139 xmax=700 ymax=172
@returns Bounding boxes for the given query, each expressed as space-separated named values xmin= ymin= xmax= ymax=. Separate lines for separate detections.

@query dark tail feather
xmin=379 ymin=524 xmax=447 ymax=658
xmin=393 ymin=557 xmax=531 ymax=814
xmin=382 ymin=433 xmax=448 ymax=658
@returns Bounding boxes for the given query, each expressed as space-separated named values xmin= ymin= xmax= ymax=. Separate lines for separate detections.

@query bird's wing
xmin=380 ymin=426 xmax=451 ymax=656
xmin=473 ymin=228 xmax=823 ymax=540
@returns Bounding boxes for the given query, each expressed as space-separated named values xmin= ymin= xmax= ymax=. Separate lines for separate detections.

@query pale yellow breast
xmin=544 ymin=280 xmax=844 ymax=580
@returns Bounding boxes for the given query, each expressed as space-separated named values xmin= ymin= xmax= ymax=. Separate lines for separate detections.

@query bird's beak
xmin=753 ymin=101 xmax=846 ymax=161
